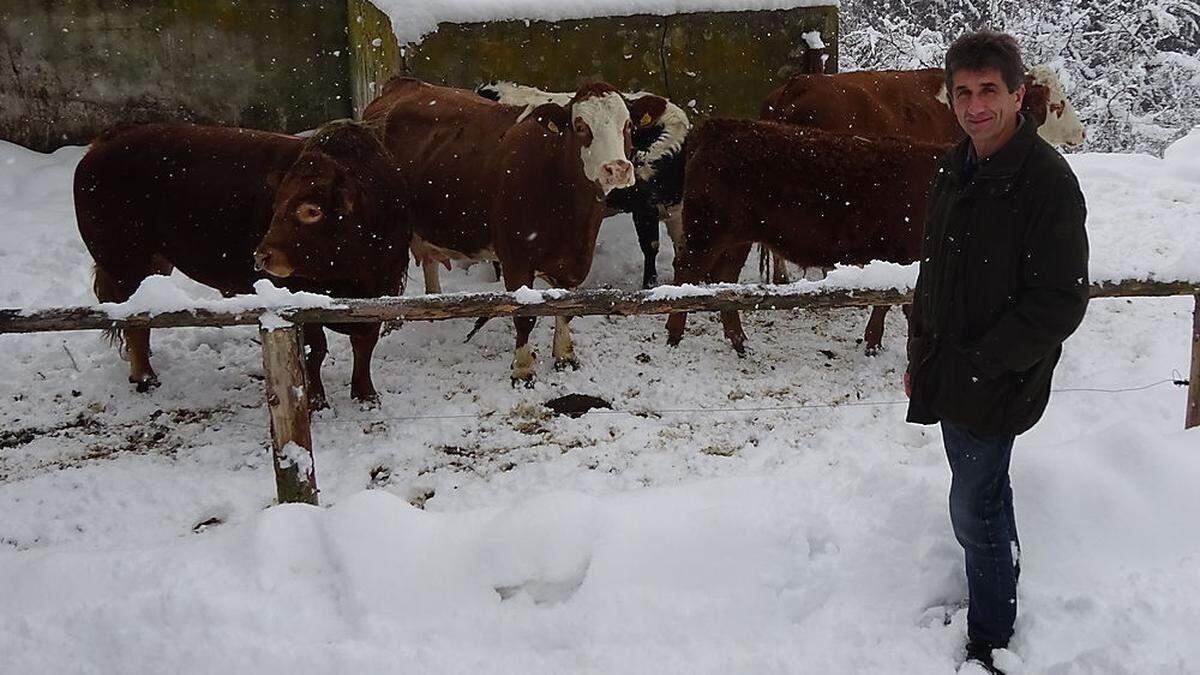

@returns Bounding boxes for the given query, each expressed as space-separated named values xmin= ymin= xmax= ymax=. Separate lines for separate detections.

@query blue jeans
xmin=941 ymin=420 xmax=1020 ymax=648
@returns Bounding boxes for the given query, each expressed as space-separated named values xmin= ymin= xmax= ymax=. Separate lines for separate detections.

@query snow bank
xmin=368 ymin=0 xmax=838 ymax=44
xmin=1067 ymin=127 xmax=1200 ymax=283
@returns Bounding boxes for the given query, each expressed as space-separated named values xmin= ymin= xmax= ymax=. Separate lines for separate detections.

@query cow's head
xmin=254 ymin=121 xmax=411 ymax=286
xmin=525 ymin=82 xmax=636 ymax=195
xmin=1024 ymin=64 xmax=1086 ymax=148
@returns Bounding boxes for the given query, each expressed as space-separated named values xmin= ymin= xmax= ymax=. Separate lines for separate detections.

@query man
xmin=904 ymin=31 xmax=1090 ymax=674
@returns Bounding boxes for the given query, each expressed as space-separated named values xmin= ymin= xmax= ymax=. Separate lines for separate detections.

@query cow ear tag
xmin=640 ymin=113 xmax=652 ymax=126
xmin=547 ymin=121 xmax=560 ymax=133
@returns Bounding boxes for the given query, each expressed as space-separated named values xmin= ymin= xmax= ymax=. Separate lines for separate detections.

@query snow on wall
xmin=369 ymin=0 xmax=837 ymax=44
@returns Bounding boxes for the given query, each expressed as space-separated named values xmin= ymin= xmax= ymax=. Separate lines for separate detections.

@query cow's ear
xmin=624 ymin=94 xmax=667 ymax=129
xmin=335 ymin=175 xmax=358 ymax=216
xmin=529 ymin=102 xmax=570 ymax=134
xmin=266 ymin=168 xmax=287 ymax=192
xmin=1021 ymin=83 xmax=1049 ymax=128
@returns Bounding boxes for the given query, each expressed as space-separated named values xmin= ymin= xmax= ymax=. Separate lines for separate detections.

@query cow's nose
xmin=253 ymin=250 xmax=271 ymax=272
xmin=600 ymin=160 xmax=635 ymax=189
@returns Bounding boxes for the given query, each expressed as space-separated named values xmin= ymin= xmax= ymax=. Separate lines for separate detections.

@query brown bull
xmin=760 ymin=65 xmax=1085 ymax=352
xmin=666 ymin=119 xmax=943 ymax=355
xmin=74 ymin=120 xmax=412 ymax=407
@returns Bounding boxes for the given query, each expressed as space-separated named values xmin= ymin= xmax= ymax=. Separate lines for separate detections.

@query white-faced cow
xmin=74 ymin=120 xmax=412 ymax=407
xmin=363 ymin=77 xmax=645 ymax=385
xmin=476 ymin=81 xmax=690 ymax=289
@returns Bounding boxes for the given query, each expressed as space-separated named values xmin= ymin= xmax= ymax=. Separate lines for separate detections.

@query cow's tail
xmin=92 ymin=264 xmax=129 ymax=360
xmin=463 ymin=317 xmax=491 ymax=343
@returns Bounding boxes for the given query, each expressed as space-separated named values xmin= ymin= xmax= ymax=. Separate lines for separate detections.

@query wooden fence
xmin=3 ymin=279 xmax=1197 ymax=505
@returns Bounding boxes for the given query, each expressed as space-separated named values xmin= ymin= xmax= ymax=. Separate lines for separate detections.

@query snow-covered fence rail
xmin=1 ymin=279 xmax=1195 ymax=333
xmin=2 ymin=277 xmax=1197 ymax=505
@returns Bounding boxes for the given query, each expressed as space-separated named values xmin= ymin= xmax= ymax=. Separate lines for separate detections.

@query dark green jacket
xmin=906 ymin=116 xmax=1089 ymax=436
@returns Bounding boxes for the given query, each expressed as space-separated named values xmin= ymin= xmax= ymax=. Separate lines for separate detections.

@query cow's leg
xmin=715 ymin=243 xmax=753 ymax=356
xmin=666 ymin=243 xmax=724 ymax=347
xmin=632 ymin=204 xmax=661 ymax=289
xmin=422 ymin=262 xmax=442 ymax=295
xmin=302 ymin=324 xmax=329 ymax=410
xmin=505 ymin=265 xmax=537 ymax=387
xmin=771 ymin=252 xmax=791 ymax=285
xmin=864 ymin=305 xmax=890 ymax=356
xmin=552 ymin=314 xmax=579 ymax=370
xmin=511 ymin=316 xmax=537 ymax=387
xmin=663 ymin=205 xmax=684 ymax=257
xmin=348 ymin=323 xmax=381 ymax=406
xmin=94 ymin=258 xmax=165 ymax=392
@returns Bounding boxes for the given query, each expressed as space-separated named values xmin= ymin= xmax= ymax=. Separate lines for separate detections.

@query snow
xmin=278 ymin=441 xmax=314 ymax=480
xmin=96 ymin=278 xmax=341 ymax=319
xmin=368 ymin=0 xmax=838 ymax=44
xmin=803 ymin=29 xmax=826 ymax=49
xmin=1 ymin=133 xmax=1199 ymax=674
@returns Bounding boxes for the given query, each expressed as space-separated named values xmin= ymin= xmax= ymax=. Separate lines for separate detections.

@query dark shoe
xmin=963 ymin=641 xmax=1005 ymax=674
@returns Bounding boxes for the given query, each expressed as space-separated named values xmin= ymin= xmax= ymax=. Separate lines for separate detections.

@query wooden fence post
xmin=260 ymin=323 xmax=319 ymax=505
xmin=1188 ymin=294 xmax=1200 ymax=430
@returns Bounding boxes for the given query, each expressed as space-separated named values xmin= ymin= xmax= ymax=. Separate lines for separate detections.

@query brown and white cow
xmin=759 ymin=64 xmax=1085 ymax=352
xmin=666 ymin=119 xmax=943 ymax=354
xmin=74 ymin=120 xmax=412 ymax=407
xmin=363 ymin=77 xmax=645 ymax=385
xmin=477 ymin=81 xmax=690 ymax=289
xmin=761 ymin=64 xmax=1085 ymax=147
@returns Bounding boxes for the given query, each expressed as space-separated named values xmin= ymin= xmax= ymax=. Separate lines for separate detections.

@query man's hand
xmin=903 ymin=371 xmax=912 ymax=398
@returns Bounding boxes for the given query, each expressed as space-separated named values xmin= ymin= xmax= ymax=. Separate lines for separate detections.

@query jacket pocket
xmin=930 ymin=346 xmax=1018 ymax=434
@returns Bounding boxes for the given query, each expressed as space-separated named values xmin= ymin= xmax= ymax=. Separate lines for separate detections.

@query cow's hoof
xmin=554 ymin=357 xmax=581 ymax=372
xmin=864 ymin=345 xmax=880 ymax=357
xmin=666 ymin=335 xmax=682 ymax=348
xmin=511 ymin=375 xmax=536 ymax=389
xmin=308 ymin=392 xmax=330 ymax=411
xmin=731 ymin=343 xmax=747 ymax=358
xmin=641 ymin=276 xmax=659 ymax=290
xmin=355 ymin=395 xmax=381 ymax=411
xmin=131 ymin=376 xmax=160 ymax=393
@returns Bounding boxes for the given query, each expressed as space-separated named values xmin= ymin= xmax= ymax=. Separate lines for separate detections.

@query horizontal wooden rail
xmin=3 ymin=279 xmax=1195 ymax=503
xmin=1 ymin=279 xmax=1196 ymax=334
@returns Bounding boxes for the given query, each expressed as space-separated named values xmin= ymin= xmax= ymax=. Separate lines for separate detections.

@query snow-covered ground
xmin=0 ymin=133 xmax=1198 ymax=674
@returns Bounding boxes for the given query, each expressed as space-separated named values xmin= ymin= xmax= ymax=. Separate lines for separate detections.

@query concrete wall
xmin=348 ymin=7 xmax=838 ymax=121
xmin=0 ymin=0 xmax=354 ymax=152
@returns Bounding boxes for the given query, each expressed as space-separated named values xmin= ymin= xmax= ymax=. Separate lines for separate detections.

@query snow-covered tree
xmin=840 ymin=0 xmax=1200 ymax=154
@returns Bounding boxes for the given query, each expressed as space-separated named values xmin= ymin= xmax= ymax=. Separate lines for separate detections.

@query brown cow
xmin=75 ymin=120 xmax=412 ymax=407
xmin=363 ymin=77 xmax=648 ymax=385
xmin=759 ymin=65 xmax=1086 ymax=352
xmin=762 ymin=65 xmax=1085 ymax=147
xmin=665 ymin=119 xmax=943 ymax=354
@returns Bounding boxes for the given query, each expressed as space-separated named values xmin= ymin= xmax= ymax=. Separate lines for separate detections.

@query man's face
xmin=950 ymin=67 xmax=1024 ymax=149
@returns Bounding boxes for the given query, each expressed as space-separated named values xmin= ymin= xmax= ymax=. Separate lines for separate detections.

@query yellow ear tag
xmin=547 ymin=121 xmax=559 ymax=133
xmin=640 ymin=113 xmax=652 ymax=126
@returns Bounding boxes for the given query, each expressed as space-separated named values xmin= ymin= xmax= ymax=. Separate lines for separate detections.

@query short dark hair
xmin=945 ymin=31 xmax=1026 ymax=93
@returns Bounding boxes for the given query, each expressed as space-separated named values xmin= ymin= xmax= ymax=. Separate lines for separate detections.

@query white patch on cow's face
xmin=1028 ymin=64 xmax=1086 ymax=147
xmin=573 ymin=92 xmax=635 ymax=194
xmin=935 ymin=83 xmax=950 ymax=108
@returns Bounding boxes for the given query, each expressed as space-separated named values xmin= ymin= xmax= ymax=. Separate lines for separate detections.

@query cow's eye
xmin=295 ymin=203 xmax=323 ymax=224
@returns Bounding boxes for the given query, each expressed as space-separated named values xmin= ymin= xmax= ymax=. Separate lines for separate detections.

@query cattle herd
xmin=73 ymin=64 xmax=1085 ymax=400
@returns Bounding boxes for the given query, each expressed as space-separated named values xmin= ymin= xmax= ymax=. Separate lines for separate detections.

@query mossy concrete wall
xmin=0 ymin=0 xmax=354 ymax=152
xmin=348 ymin=6 xmax=838 ymax=120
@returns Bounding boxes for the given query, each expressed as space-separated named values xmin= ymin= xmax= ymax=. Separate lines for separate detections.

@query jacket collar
xmin=944 ymin=113 xmax=1039 ymax=183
